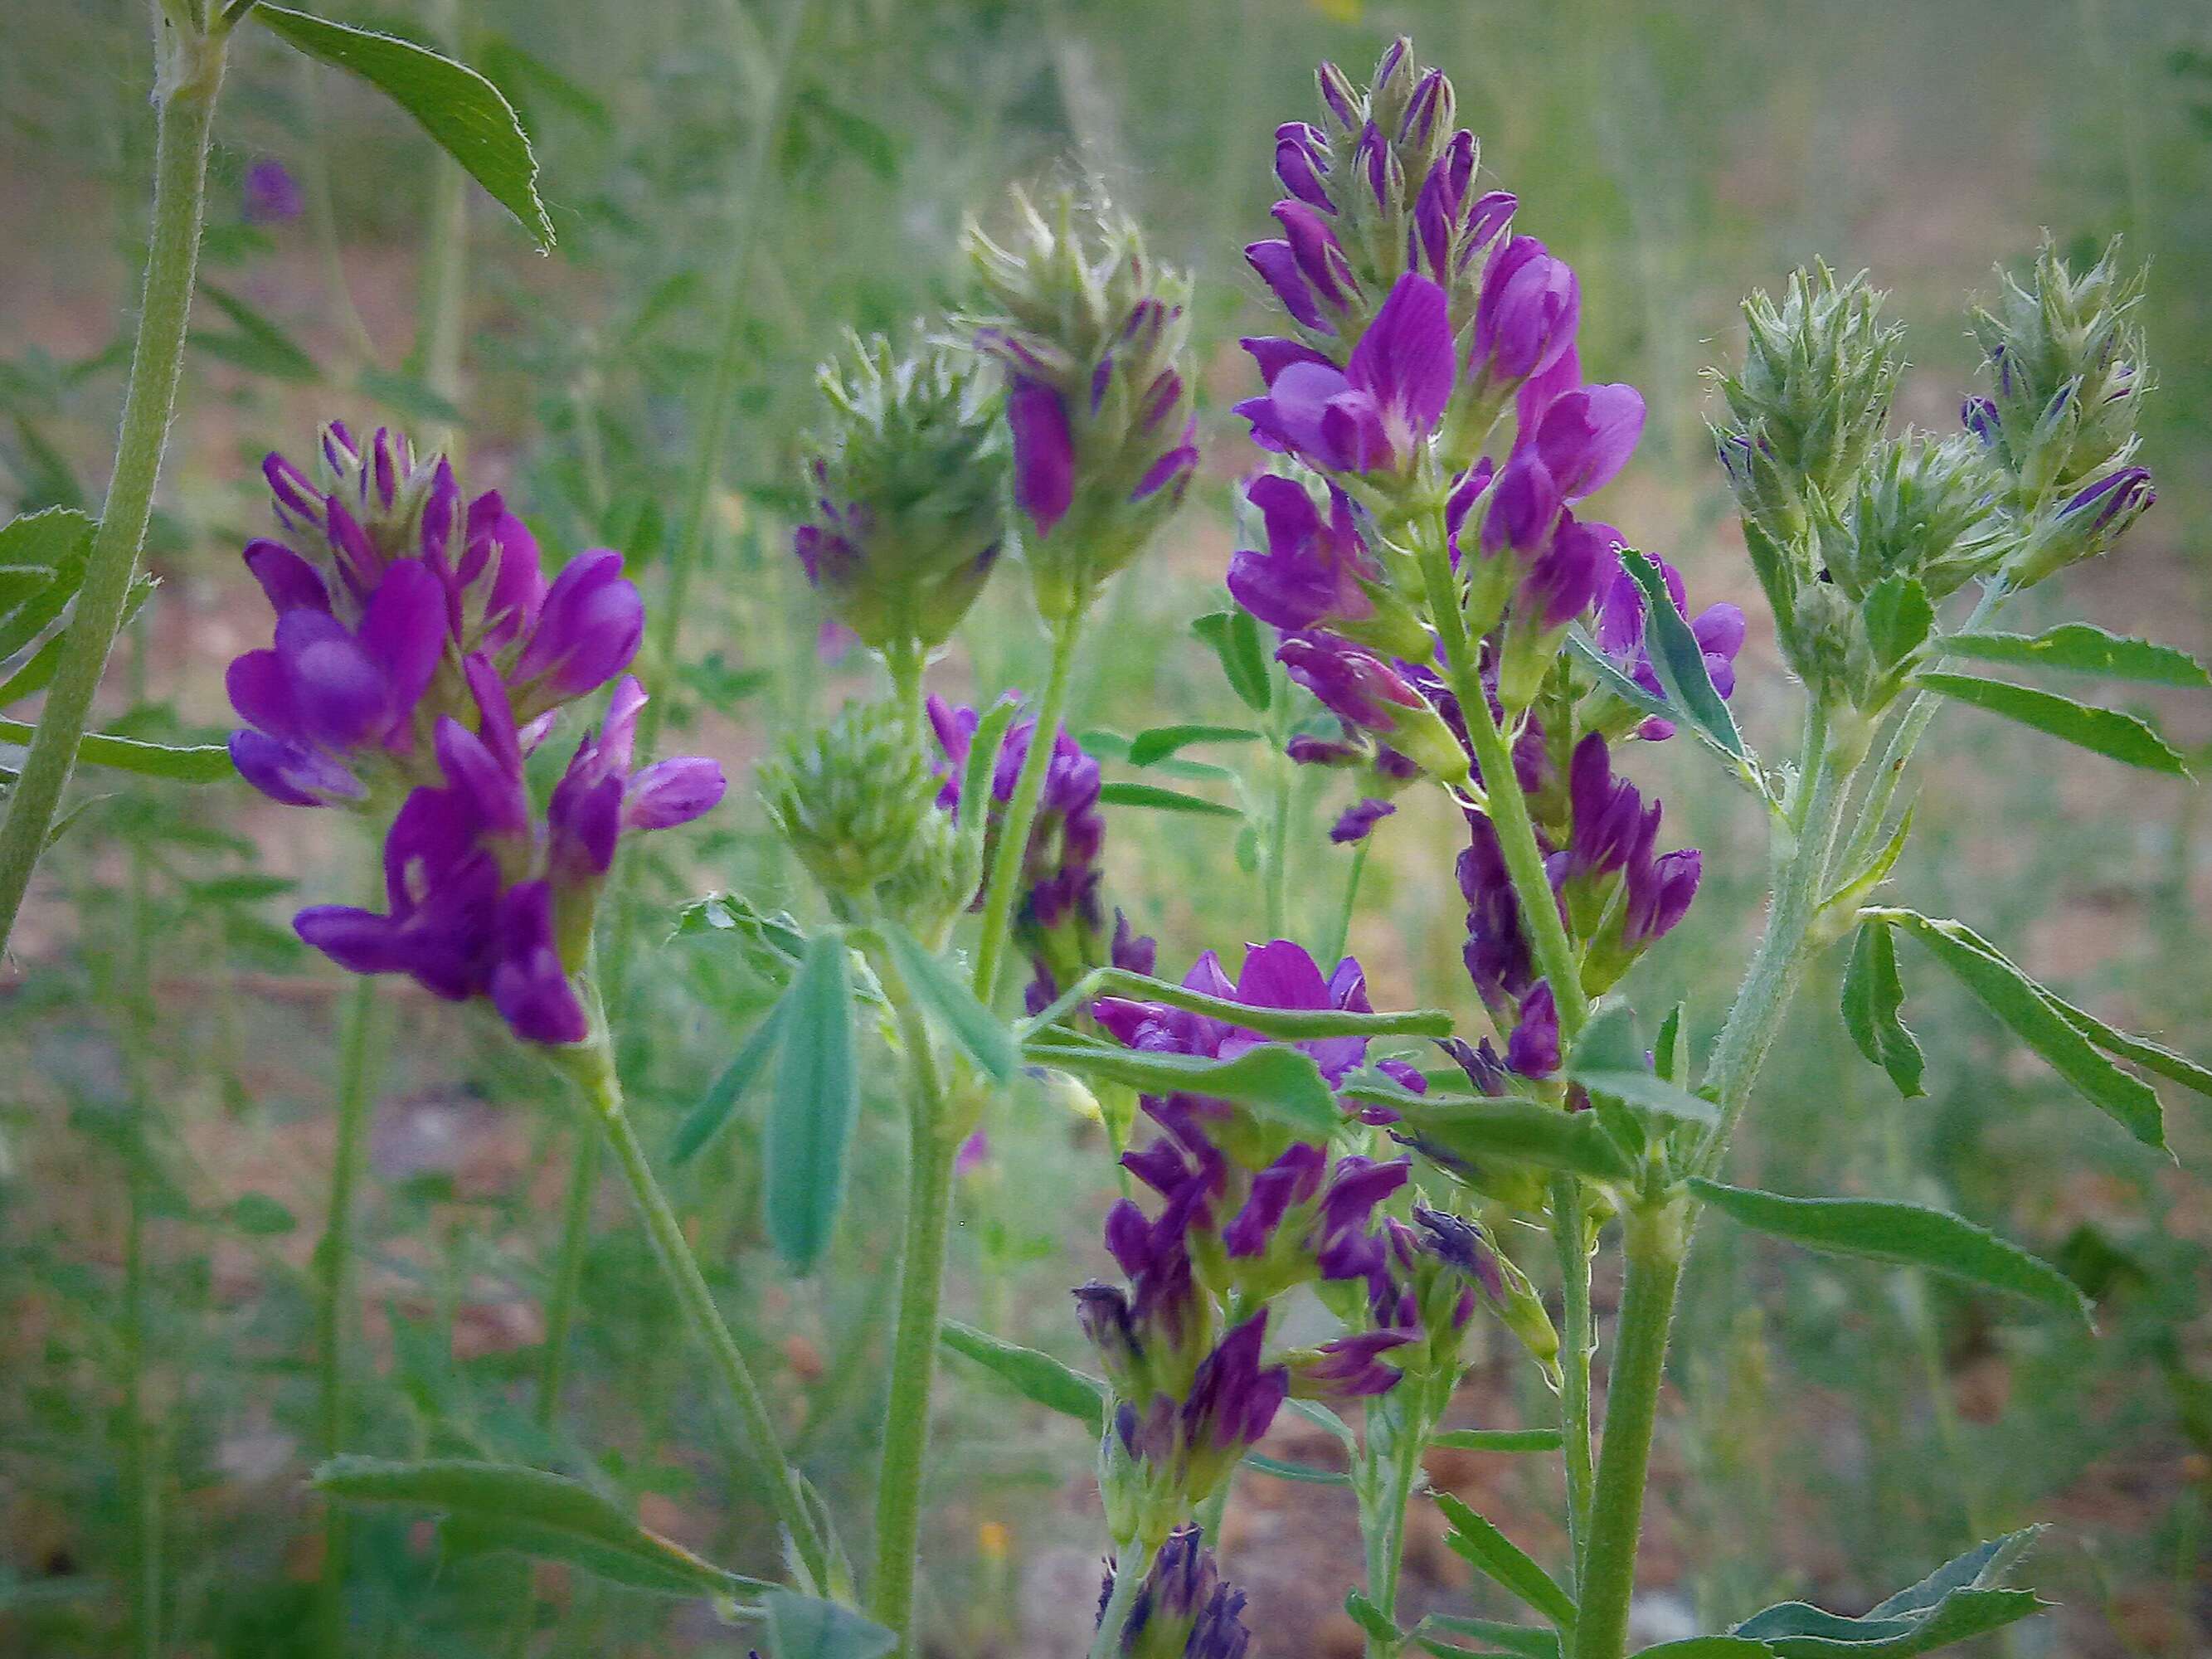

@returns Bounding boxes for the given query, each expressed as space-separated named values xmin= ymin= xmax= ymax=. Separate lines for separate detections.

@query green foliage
xmin=764 ymin=928 xmax=860 ymax=1272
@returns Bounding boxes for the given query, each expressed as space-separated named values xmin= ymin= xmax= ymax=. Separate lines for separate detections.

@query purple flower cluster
xmin=226 ymin=422 xmax=725 ymax=1044
xmin=1096 ymin=1525 xmax=1249 ymax=1659
xmin=926 ymin=695 xmax=1155 ymax=1010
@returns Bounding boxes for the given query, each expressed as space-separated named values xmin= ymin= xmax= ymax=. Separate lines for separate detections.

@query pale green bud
xmin=757 ymin=701 xmax=940 ymax=904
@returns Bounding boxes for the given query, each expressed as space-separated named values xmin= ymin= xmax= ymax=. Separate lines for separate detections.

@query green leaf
xmin=9 ymin=722 xmax=232 ymax=783
xmin=1194 ymin=609 xmax=1273 ymax=713
xmin=1731 ymin=1529 xmax=2047 ymax=1657
xmin=250 ymin=6 xmax=555 ymax=248
xmin=672 ymin=893 xmax=808 ymax=987
xmin=1435 ymin=1492 xmax=1578 ymax=1628
xmin=194 ymin=282 xmax=320 ymax=382
xmin=1874 ymin=909 xmax=2165 ymax=1148
xmin=1568 ymin=1001 xmax=1644 ymax=1074
xmin=1428 ymin=1428 xmax=1564 ymax=1453
xmin=1653 ymin=1005 xmax=1689 ymax=1087
xmin=668 ymin=994 xmax=790 ymax=1167
xmin=878 ymin=922 xmax=1018 ymax=1083
xmin=356 ymin=365 xmax=463 ymax=427
xmin=1618 ymin=548 xmax=1745 ymax=758
xmin=1689 ymin=1181 xmax=2091 ymax=1326
xmin=1860 ymin=572 xmax=1932 ymax=677
xmin=1570 ymin=1069 xmax=1719 ymax=1127
xmin=1242 ymin=1452 xmax=1351 ymax=1486
xmin=1367 ymin=1091 xmax=1635 ymax=1184
xmin=939 ymin=1320 xmax=1105 ymax=1433
xmin=1127 ymin=722 xmax=1262 ymax=766
xmin=2049 ymin=998 xmax=2212 ymax=1099
xmin=765 ymin=930 xmax=858 ymax=1272
xmin=1941 ymin=623 xmax=2211 ymax=688
xmin=760 ymin=1588 xmax=898 ymax=1659
xmin=1024 ymin=1037 xmax=1339 ymax=1139
xmin=1565 ymin=625 xmax=1677 ymax=728
xmin=0 ymin=507 xmax=93 ymax=661
xmin=1281 ymin=1396 xmax=1357 ymax=1451
xmin=313 ymin=1456 xmax=764 ymax=1600
xmin=1416 ymin=1615 xmax=1562 ymax=1659
xmin=1840 ymin=921 xmax=1925 ymax=1098
xmin=1913 ymin=671 xmax=2188 ymax=775
xmin=225 ymin=1192 xmax=298 ymax=1235
xmin=1097 ymin=780 xmax=1242 ymax=818
xmin=1345 ymin=1591 xmax=1403 ymax=1646
xmin=1633 ymin=1642 xmax=1775 ymax=1657
xmin=1824 ymin=805 xmax=1915 ymax=912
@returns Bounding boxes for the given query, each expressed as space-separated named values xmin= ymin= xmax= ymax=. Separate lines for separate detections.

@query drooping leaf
xmin=1840 ymin=921 xmax=1925 ymax=1098
xmin=760 ymin=1588 xmax=898 ymax=1659
xmin=1914 ymin=671 xmax=2189 ymax=775
xmin=1023 ymin=1036 xmax=1338 ymax=1139
xmin=765 ymin=930 xmax=858 ymax=1272
xmin=1632 ymin=1642 xmax=1776 ymax=1657
xmin=251 ymin=6 xmax=556 ymax=248
xmin=1435 ymin=1492 xmax=1578 ymax=1627
xmin=1367 ymin=1090 xmax=1635 ymax=1183
xmin=313 ymin=1456 xmax=765 ymax=1600
xmin=1872 ymin=908 xmax=2165 ymax=1148
xmin=1940 ymin=623 xmax=2211 ymax=688
xmin=939 ymin=1320 xmax=1105 ymax=1433
xmin=1194 ymin=609 xmax=1273 ymax=713
xmin=1730 ymin=1528 xmax=2047 ymax=1657
xmin=878 ymin=922 xmax=1018 ymax=1083
xmin=1097 ymin=780 xmax=1242 ymax=818
xmin=1618 ymin=548 xmax=1745 ymax=758
xmin=1127 ymin=723 xmax=1263 ymax=766
xmin=668 ymin=993 xmax=790 ymax=1167
xmin=1689 ymin=1181 xmax=2091 ymax=1326
xmin=2038 ymin=988 xmax=2212 ymax=1100
xmin=1428 ymin=1428 xmax=1564 ymax=1453
xmin=1242 ymin=1452 xmax=1351 ymax=1486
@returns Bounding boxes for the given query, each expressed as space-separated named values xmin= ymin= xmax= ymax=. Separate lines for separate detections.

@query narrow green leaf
xmin=251 ymin=6 xmax=555 ymax=247
xmin=1127 ymin=722 xmax=1262 ymax=766
xmin=1654 ymin=1005 xmax=1688 ymax=1087
xmin=2036 ymin=990 xmax=2212 ymax=1101
xmin=765 ymin=930 xmax=858 ymax=1272
xmin=1824 ymin=805 xmax=1915 ymax=912
xmin=1914 ymin=671 xmax=2188 ymax=775
xmin=0 ymin=508 xmax=92 ymax=660
xmin=1417 ymin=1615 xmax=1562 ymax=1659
xmin=1428 ymin=1428 xmax=1564 ymax=1453
xmin=1618 ymin=548 xmax=1745 ymax=758
xmin=1345 ymin=1591 xmax=1403 ymax=1645
xmin=760 ymin=1588 xmax=898 ymax=1659
xmin=1436 ymin=1492 xmax=1578 ymax=1628
xmin=0 ymin=633 xmax=66 ymax=706
xmin=225 ymin=1192 xmax=298 ymax=1235
xmin=1368 ymin=1091 xmax=1635 ymax=1183
xmin=195 ymin=282 xmax=320 ymax=382
xmin=1733 ymin=1534 xmax=2047 ymax=1659
xmin=668 ymin=995 xmax=790 ymax=1167
xmin=1874 ymin=909 xmax=2165 ymax=1148
xmin=1633 ymin=1642 xmax=1775 ymax=1657
xmin=1570 ymin=1069 xmax=1719 ymax=1126
xmin=1024 ymin=1037 xmax=1338 ymax=1139
xmin=1097 ymin=780 xmax=1242 ymax=818
xmin=1242 ymin=1452 xmax=1350 ymax=1486
xmin=1194 ymin=609 xmax=1273 ymax=713
xmin=314 ymin=1456 xmax=764 ymax=1599
xmin=1941 ymin=623 xmax=2212 ymax=688
xmin=939 ymin=1320 xmax=1105 ymax=1433
xmin=1565 ymin=625 xmax=1676 ymax=727
xmin=878 ymin=922 xmax=1018 ymax=1083
xmin=1282 ymin=1396 xmax=1357 ymax=1451
xmin=1689 ymin=1181 xmax=2091 ymax=1326
xmin=1840 ymin=922 xmax=1925 ymax=1099
xmin=1861 ymin=573 xmax=1932 ymax=677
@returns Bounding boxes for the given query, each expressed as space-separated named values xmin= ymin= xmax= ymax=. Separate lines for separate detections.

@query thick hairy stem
xmin=1549 ymin=1175 xmax=1595 ymax=1583
xmin=970 ymin=615 xmax=1082 ymax=1001
xmin=866 ymin=966 xmax=958 ymax=1652
xmin=1089 ymin=1537 xmax=1155 ymax=1659
xmin=316 ymin=970 xmax=381 ymax=1659
xmin=1570 ymin=1200 xmax=1687 ymax=1659
xmin=0 ymin=21 xmax=226 ymax=955
xmin=1361 ymin=1389 xmax=1431 ymax=1653
xmin=581 ymin=1041 xmax=834 ymax=1593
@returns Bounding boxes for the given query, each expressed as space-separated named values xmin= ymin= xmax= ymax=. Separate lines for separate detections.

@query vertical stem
xmin=0 ymin=17 xmax=226 ymax=955
xmin=534 ymin=1134 xmax=600 ymax=1428
xmin=1571 ymin=1200 xmax=1687 ymax=1659
xmin=1263 ymin=743 xmax=1292 ymax=941
xmin=316 ymin=967 xmax=382 ymax=1659
xmin=970 ymin=615 xmax=1082 ymax=1002
xmin=1549 ymin=1175 xmax=1595 ymax=1583
xmin=1363 ymin=1388 xmax=1429 ymax=1645
xmin=1325 ymin=839 xmax=1370 ymax=967
xmin=579 ymin=1039 xmax=835 ymax=1594
xmin=865 ymin=961 xmax=957 ymax=1653
xmin=1088 ymin=1537 xmax=1154 ymax=1659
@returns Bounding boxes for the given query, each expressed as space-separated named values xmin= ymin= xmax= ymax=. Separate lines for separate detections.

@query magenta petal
xmin=226 ymin=649 xmax=299 ymax=739
xmin=1241 ymin=336 xmax=1334 ymax=386
xmin=625 ymin=756 xmax=726 ymax=830
xmin=243 ymin=540 xmax=332 ymax=614
xmin=1348 ymin=273 xmax=1455 ymax=440
xmin=228 ymin=728 xmax=360 ymax=806
xmin=435 ymin=718 xmax=530 ymax=836
xmin=516 ymin=551 xmax=644 ymax=696
xmin=1006 ymin=377 xmax=1077 ymax=538
xmin=490 ymin=881 xmax=589 ymax=1045
xmin=1536 ymin=383 xmax=1646 ymax=499
xmin=1245 ymin=241 xmax=1327 ymax=331
xmin=357 ymin=558 xmax=449 ymax=737
xmin=274 ymin=611 xmax=385 ymax=749
xmin=1266 ymin=360 xmax=1356 ymax=464
xmin=1320 ymin=392 xmax=1393 ymax=472
xmin=294 ymin=904 xmax=408 ymax=976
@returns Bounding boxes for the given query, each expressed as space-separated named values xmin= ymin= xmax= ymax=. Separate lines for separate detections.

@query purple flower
xmin=1289 ymin=1329 xmax=1412 ymax=1401
xmin=1505 ymin=980 xmax=1561 ymax=1078
xmin=1237 ymin=272 xmax=1455 ymax=474
xmin=1533 ymin=383 xmax=1646 ymax=500
xmin=1274 ymin=123 xmax=1333 ymax=212
xmin=243 ymin=159 xmax=304 ymax=224
xmin=1470 ymin=236 xmax=1580 ymax=389
xmin=1330 ymin=797 xmax=1395 ymax=844
xmin=1624 ymin=845 xmax=1701 ymax=949
xmin=489 ymin=881 xmax=590 ymax=1045
xmin=1962 ymin=396 xmax=2001 ymax=448
xmin=1479 ymin=450 xmax=1564 ymax=561
xmin=2059 ymin=465 xmax=2154 ymax=536
xmin=1558 ymin=732 xmax=1652 ymax=885
xmin=1099 ymin=1527 xmax=1250 ymax=1659
xmin=1275 ymin=635 xmax=1465 ymax=786
xmin=1226 ymin=475 xmax=1383 ymax=634
xmin=1592 ymin=554 xmax=1745 ymax=740
xmin=512 ymin=549 xmax=644 ymax=708
xmin=1007 ymin=376 xmax=1077 ymax=538
xmin=1515 ymin=513 xmax=1614 ymax=632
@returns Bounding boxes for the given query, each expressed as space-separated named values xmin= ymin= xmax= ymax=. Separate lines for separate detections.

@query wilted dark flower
xmin=1096 ymin=1526 xmax=1250 ymax=1659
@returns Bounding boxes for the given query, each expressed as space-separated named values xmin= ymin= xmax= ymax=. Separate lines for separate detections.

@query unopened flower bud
xmin=757 ymin=700 xmax=941 ymax=904
xmin=1716 ymin=262 xmax=1903 ymax=503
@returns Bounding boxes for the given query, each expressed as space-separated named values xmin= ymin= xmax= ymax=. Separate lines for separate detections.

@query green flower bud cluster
xmin=1811 ymin=432 xmax=2008 ymax=605
xmin=797 ymin=332 xmax=1008 ymax=655
xmin=757 ymin=700 xmax=960 ymax=917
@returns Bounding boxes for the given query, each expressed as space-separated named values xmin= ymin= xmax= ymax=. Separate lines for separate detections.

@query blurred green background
xmin=2 ymin=0 xmax=2209 ymax=1653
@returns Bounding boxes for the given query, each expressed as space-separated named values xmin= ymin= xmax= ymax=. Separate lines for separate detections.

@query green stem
xmin=1264 ymin=741 xmax=1292 ymax=941
xmin=1088 ymin=1537 xmax=1154 ymax=1659
xmin=1571 ymin=1200 xmax=1686 ymax=1659
xmin=970 ymin=614 xmax=1082 ymax=1001
xmin=0 ymin=17 xmax=226 ymax=956
xmin=1549 ymin=1175 xmax=1595 ymax=1584
xmin=534 ymin=1132 xmax=600 ymax=1429
xmin=316 ymin=968 xmax=381 ymax=1659
xmin=1325 ymin=839 xmax=1370 ymax=967
xmin=1364 ymin=1389 xmax=1429 ymax=1648
xmin=576 ymin=1035 xmax=836 ymax=1593
xmin=865 ymin=956 xmax=958 ymax=1652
